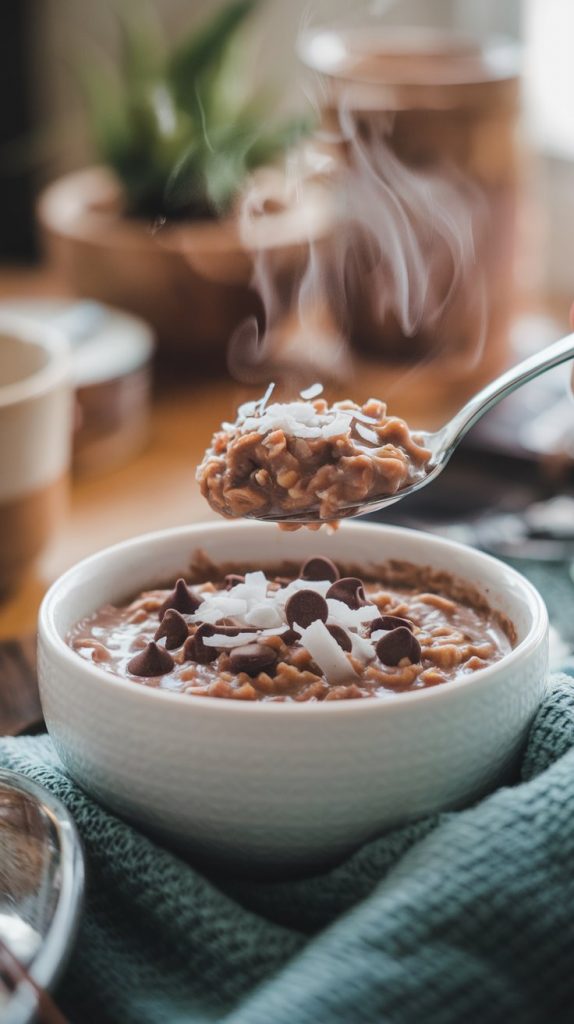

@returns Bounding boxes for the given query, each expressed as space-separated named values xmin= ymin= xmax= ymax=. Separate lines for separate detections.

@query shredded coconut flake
xmin=230 ymin=572 xmax=268 ymax=604
xmin=237 ymin=401 xmax=258 ymax=419
xmin=203 ymin=627 xmax=281 ymax=648
xmin=276 ymin=578 xmax=332 ymax=604
xmin=245 ymin=603 xmax=284 ymax=628
xmin=326 ymin=600 xmax=381 ymax=628
xmin=299 ymin=383 xmax=324 ymax=400
xmin=322 ymin=416 xmax=352 ymax=439
xmin=350 ymin=632 xmax=377 ymax=663
xmin=299 ymin=619 xmax=357 ymax=684
xmin=239 ymin=399 xmax=355 ymax=442
xmin=243 ymin=570 xmax=267 ymax=591
xmin=355 ymin=422 xmax=379 ymax=445
xmin=190 ymin=596 xmax=248 ymax=624
xmin=351 ymin=410 xmax=379 ymax=424
xmin=258 ymin=382 xmax=275 ymax=412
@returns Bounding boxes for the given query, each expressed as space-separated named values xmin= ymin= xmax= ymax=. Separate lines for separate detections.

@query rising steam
xmin=228 ymin=77 xmax=489 ymax=389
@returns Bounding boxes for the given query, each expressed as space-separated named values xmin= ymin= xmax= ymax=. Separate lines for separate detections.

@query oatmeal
xmin=196 ymin=385 xmax=431 ymax=523
xmin=68 ymin=555 xmax=512 ymax=702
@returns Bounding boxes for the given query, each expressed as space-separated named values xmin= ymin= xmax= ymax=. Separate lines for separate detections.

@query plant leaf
xmin=168 ymin=0 xmax=258 ymax=114
xmin=117 ymin=1 xmax=165 ymax=89
xmin=164 ymin=140 xmax=211 ymax=217
xmin=81 ymin=0 xmax=311 ymax=219
xmin=77 ymin=62 xmax=126 ymax=162
xmin=245 ymin=115 xmax=313 ymax=168
xmin=204 ymin=147 xmax=249 ymax=213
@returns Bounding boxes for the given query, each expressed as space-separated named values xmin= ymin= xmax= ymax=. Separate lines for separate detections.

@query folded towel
xmin=1 ymin=673 xmax=573 ymax=1024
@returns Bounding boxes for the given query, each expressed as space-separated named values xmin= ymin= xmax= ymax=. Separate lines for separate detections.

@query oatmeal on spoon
xmin=196 ymin=384 xmax=432 ymax=525
xmin=197 ymin=330 xmax=574 ymax=525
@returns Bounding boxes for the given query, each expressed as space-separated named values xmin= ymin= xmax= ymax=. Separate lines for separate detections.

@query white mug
xmin=0 ymin=316 xmax=72 ymax=598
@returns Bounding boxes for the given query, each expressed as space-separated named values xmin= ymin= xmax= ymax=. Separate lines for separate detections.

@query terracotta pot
xmin=37 ymin=167 xmax=332 ymax=367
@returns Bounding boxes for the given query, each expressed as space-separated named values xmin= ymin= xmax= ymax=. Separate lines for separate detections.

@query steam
xmin=228 ymin=154 xmax=352 ymax=384
xmin=328 ymin=105 xmax=489 ymax=378
xmin=228 ymin=77 xmax=489 ymax=392
xmin=336 ymin=107 xmax=479 ymax=334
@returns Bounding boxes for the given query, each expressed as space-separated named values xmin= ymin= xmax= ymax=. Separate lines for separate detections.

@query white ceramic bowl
xmin=38 ymin=521 xmax=548 ymax=873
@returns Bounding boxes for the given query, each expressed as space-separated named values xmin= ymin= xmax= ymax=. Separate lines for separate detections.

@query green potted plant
xmin=37 ymin=1 xmax=324 ymax=363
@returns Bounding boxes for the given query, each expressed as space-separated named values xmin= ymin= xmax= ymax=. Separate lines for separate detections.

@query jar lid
xmin=0 ymin=299 xmax=155 ymax=386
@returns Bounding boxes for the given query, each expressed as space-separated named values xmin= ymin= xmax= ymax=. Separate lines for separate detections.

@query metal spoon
xmin=253 ymin=331 xmax=574 ymax=524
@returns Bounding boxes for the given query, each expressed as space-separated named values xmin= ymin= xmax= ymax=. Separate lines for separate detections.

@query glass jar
xmin=299 ymin=25 xmax=521 ymax=427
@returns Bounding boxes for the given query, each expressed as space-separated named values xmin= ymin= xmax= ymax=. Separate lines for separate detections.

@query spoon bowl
xmin=251 ymin=434 xmax=441 ymax=523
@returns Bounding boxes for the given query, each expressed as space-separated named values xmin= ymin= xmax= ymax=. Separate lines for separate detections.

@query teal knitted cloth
xmin=1 ymin=673 xmax=573 ymax=1024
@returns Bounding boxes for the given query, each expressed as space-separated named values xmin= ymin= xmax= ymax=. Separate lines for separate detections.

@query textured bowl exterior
xmin=38 ymin=522 xmax=549 ymax=872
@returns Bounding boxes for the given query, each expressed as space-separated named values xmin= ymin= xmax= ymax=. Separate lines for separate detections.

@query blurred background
xmin=3 ymin=0 xmax=573 ymax=290
xmin=1 ymin=0 xmax=574 ymax=648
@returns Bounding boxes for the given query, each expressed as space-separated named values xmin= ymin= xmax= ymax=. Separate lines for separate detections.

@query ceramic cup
xmin=0 ymin=316 xmax=72 ymax=597
xmin=38 ymin=521 xmax=549 ymax=873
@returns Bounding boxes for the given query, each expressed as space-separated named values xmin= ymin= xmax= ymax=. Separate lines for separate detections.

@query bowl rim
xmin=0 ymin=315 xmax=69 ymax=410
xmin=39 ymin=520 xmax=549 ymax=716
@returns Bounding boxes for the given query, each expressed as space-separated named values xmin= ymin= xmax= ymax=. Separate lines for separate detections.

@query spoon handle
xmin=442 ymin=331 xmax=574 ymax=453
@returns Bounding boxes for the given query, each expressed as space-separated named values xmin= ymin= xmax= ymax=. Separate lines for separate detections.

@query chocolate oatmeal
xmin=68 ymin=555 xmax=512 ymax=702
xmin=196 ymin=387 xmax=431 ymax=523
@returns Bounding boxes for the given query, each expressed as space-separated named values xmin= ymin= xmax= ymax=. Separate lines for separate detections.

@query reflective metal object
xmin=0 ymin=769 xmax=84 ymax=1024
xmin=256 ymin=331 xmax=574 ymax=523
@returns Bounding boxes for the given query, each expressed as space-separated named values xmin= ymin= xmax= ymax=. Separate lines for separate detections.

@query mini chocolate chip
xmin=286 ymin=589 xmax=329 ymax=629
xmin=326 ymin=624 xmax=353 ymax=652
xmin=300 ymin=556 xmax=340 ymax=583
xmin=159 ymin=578 xmax=200 ymax=618
xmin=280 ymin=628 xmax=300 ymax=645
xmin=326 ymin=577 xmax=369 ymax=609
xmin=183 ymin=624 xmax=218 ymax=664
xmin=154 ymin=609 xmax=189 ymax=649
xmin=376 ymin=627 xmax=422 ymax=666
xmin=369 ymin=615 xmax=414 ymax=635
xmin=229 ymin=643 xmax=278 ymax=677
xmin=224 ymin=573 xmax=245 ymax=590
xmin=128 ymin=641 xmax=174 ymax=677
